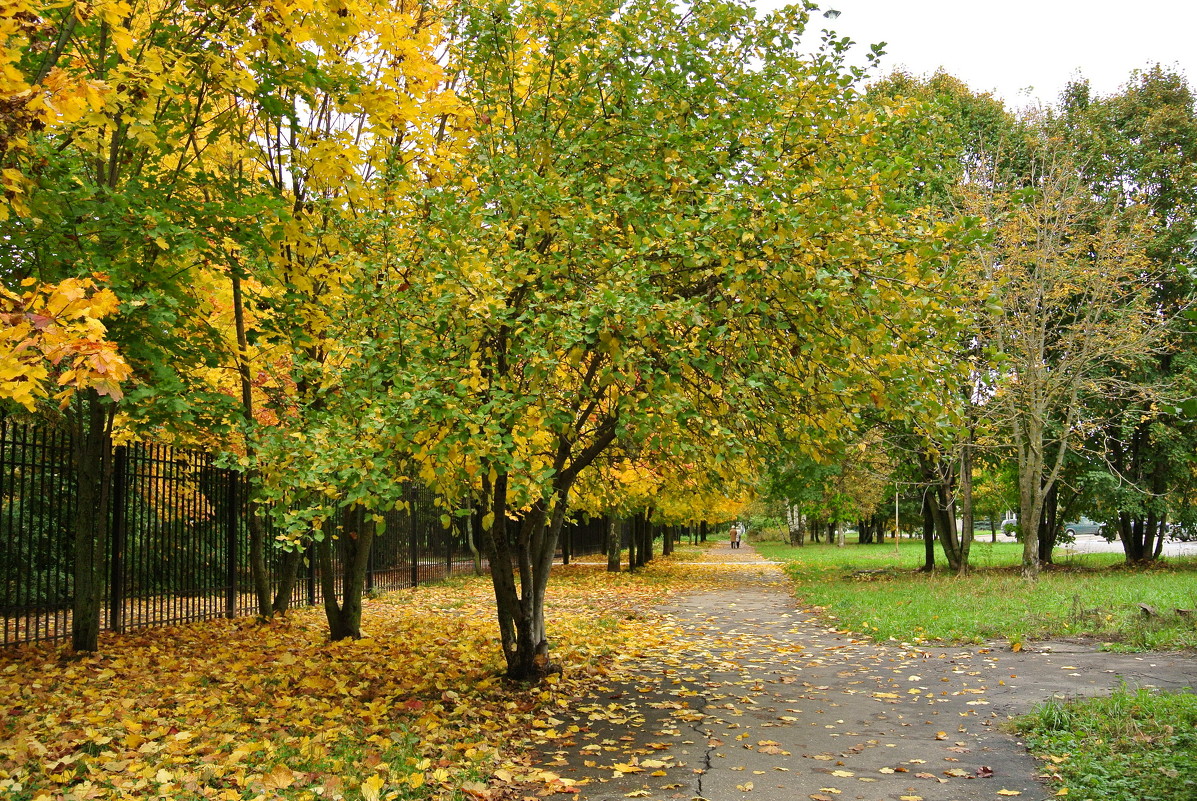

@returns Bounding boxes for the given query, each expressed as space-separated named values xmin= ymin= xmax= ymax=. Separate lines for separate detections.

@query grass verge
xmin=754 ymin=540 xmax=1197 ymax=650
xmin=1013 ymin=686 xmax=1197 ymax=801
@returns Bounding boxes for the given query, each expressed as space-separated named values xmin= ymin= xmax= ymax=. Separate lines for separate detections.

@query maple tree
xmin=3 ymin=0 xmax=462 ymax=643
xmin=205 ymin=0 xmax=460 ymax=630
xmin=0 ymin=277 xmax=130 ymax=410
xmin=1 ymin=0 xmax=288 ymax=649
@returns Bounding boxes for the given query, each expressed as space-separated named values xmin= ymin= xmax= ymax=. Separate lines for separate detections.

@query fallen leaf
xmin=263 ymin=764 xmax=297 ymax=791
xmin=360 ymin=774 xmax=385 ymax=801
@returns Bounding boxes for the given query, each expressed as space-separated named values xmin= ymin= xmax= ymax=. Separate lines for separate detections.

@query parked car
xmin=1063 ymin=517 xmax=1103 ymax=537
xmin=1167 ymin=524 xmax=1194 ymax=542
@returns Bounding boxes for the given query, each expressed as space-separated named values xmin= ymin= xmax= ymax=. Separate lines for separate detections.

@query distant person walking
xmin=730 ymin=525 xmax=742 ymax=549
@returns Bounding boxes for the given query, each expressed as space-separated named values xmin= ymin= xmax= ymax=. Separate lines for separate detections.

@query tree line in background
xmin=767 ymin=67 xmax=1197 ymax=577
xmin=2 ymin=0 xmax=1192 ymax=677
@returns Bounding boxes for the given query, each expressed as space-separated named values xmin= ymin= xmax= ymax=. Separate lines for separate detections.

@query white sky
xmin=760 ymin=0 xmax=1197 ymax=109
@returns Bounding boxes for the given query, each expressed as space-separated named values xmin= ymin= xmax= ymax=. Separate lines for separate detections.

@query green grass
xmin=755 ymin=539 xmax=1197 ymax=650
xmin=1014 ymin=687 xmax=1197 ymax=801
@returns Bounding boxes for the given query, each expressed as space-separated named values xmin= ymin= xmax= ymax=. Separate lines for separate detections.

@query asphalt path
xmin=535 ymin=543 xmax=1197 ymax=801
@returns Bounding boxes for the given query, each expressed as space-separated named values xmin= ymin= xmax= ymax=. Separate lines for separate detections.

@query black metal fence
xmin=0 ymin=418 xmax=608 ymax=647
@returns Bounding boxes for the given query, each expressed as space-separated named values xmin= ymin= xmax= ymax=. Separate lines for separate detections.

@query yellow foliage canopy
xmin=0 ymin=277 xmax=132 ymax=410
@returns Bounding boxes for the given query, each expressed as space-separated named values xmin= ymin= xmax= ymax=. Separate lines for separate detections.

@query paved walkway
xmin=538 ymin=543 xmax=1197 ymax=801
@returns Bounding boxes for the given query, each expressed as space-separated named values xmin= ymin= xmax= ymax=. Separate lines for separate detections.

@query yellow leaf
xmin=997 ymin=791 xmax=1022 ymax=797
xmin=361 ymin=773 xmax=385 ymax=801
xmin=263 ymin=764 xmax=296 ymax=791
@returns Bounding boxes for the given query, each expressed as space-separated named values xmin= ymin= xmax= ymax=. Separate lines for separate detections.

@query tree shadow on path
xmin=534 ymin=541 xmax=1197 ymax=800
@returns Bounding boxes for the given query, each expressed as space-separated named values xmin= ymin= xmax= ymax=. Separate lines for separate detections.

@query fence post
xmin=409 ymin=486 xmax=419 ymax=587
xmin=445 ymin=513 xmax=452 ymax=578
xmin=306 ymin=540 xmax=317 ymax=606
xmin=366 ymin=534 xmax=375 ymax=593
xmin=107 ymin=445 xmax=128 ymax=633
xmin=225 ymin=471 xmax=239 ymax=618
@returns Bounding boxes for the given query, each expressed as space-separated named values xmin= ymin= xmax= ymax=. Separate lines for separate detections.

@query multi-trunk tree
xmin=368 ymin=0 xmax=961 ymax=679
xmin=968 ymin=138 xmax=1165 ymax=577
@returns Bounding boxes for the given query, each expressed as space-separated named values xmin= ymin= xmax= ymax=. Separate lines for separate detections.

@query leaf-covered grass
xmin=755 ymin=540 xmax=1197 ymax=650
xmin=0 ymin=557 xmax=695 ymax=801
xmin=1014 ymin=686 xmax=1197 ymax=801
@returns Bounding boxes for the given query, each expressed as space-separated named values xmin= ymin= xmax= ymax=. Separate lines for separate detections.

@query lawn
xmin=754 ymin=539 xmax=1197 ymax=651
xmin=1015 ymin=687 xmax=1197 ymax=801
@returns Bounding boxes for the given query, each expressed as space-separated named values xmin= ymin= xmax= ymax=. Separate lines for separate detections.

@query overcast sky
xmin=763 ymin=0 xmax=1197 ymax=109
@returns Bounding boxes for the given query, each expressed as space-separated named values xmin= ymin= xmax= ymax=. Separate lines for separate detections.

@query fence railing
xmin=0 ymin=418 xmax=608 ymax=647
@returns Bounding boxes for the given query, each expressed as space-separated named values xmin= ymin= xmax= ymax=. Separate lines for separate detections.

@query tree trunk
xmin=643 ymin=516 xmax=655 ymax=563
xmin=561 ymin=518 xmax=572 ymax=565
xmin=270 ymin=547 xmax=303 ymax=614
xmin=231 ymin=269 xmax=273 ymax=619
xmin=1037 ymin=483 xmax=1058 ymax=565
xmin=481 ymin=469 xmax=574 ymax=681
xmin=606 ymin=517 xmax=620 ymax=572
xmin=70 ymin=391 xmax=116 ymax=652
xmin=628 ymin=514 xmax=640 ymax=570
xmin=921 ymin=491 xmax=935 ymax=572
xmin=959 ymin=439 xmax=974 ymax=569
xmin=319 ymin=504 xmax=375 ymax=640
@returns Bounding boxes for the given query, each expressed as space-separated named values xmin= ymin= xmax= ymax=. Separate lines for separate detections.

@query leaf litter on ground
xmin=0 ymin=555 xmax=705 ymax=801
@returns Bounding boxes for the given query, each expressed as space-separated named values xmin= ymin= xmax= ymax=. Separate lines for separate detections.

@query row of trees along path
xmin=529 ymin=541 xmax=1197 ymax=800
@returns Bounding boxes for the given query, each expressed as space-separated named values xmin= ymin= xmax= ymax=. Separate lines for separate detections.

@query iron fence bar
xmin=108 ymin=445 xmax=128 ymax=633
xmin=409 ymin=486 xmax=418 ymax=588
xmin=225 ymin=472 xmax=238 ymax=618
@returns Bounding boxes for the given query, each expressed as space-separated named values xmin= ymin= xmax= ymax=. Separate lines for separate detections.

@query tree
xmin=2 ymin=0 xmax=288 ymax=650
xmin=371 ymin=0 xmax=960 ymax=679
xmin=969 ymin=137 xmax=1165 ymax=577
xmin=204 ymin=0 xmax=459 ymax=633
xmin=1057 ymin=67 xmax=1197 ymax=562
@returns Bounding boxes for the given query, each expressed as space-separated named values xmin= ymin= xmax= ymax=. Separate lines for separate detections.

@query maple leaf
xmin=360 ymin=773 xmax=385 ymax=801
xmin=262 ymin=764 xmax=297 ymax=791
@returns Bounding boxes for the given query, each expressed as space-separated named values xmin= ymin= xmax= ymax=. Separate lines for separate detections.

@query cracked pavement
xmin=533 ymin=543 xmax=1197 ymax=801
